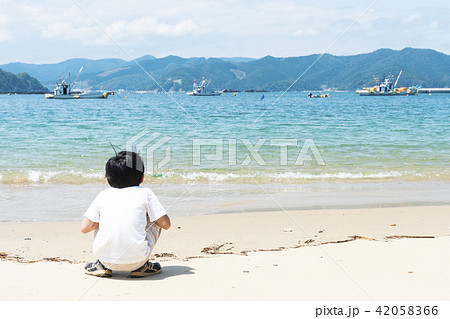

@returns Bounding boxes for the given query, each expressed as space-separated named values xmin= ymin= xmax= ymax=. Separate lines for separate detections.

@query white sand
xmin=0 ymin=206 xmax=449 ymax=300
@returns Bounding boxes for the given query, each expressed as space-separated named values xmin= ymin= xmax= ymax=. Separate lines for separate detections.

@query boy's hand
xmin=80 ymin=217 xmax=99 ymax=234
xmin=155 ymin=215 xmax=171 ymax=230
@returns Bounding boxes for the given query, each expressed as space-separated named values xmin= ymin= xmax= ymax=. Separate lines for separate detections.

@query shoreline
xmin=1 ymin=205 xmax=449 ymax=300
xmin=1 ymin=181 xmax=450 ymax=223
xmin=1 ymin=201 xmax=450 ymax=225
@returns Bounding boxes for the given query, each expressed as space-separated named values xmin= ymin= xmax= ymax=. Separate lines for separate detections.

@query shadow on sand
xmin=108 ymin=265 xmax=195 ymax=281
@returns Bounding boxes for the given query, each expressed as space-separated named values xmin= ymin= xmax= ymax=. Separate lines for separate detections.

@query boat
xmin=186 ymin=78 xmax=222 ymax=96
xmin=307 ymin=92 xmax=330 ymax=98
xmin=45 ymin=67 xmax=113 ymax=99
xmin=356 ymin=71 xmax=420 ymax=96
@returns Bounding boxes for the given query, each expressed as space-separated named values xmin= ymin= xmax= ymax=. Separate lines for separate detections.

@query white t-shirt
xmin=84 ymin=186 xmax=167 ymax=264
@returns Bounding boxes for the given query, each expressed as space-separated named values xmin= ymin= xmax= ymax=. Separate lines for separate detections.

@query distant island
xmin=0 ymin=69 xmax=48 ymax=93
xmin=0 ymin=47 xmax=449 ymax=92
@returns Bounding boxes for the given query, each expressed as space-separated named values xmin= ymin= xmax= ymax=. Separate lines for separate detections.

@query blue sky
xmin=0 ymin=0 xmax=449 ymax=64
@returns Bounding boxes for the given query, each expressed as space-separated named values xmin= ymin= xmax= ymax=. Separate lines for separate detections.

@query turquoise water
xmin=1 ymin=92 xmax=449 ymax=221
xmin=0 ymin=92 xmax=449 ymax=184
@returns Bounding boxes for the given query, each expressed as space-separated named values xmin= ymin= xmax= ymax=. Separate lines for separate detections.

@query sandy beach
xmin=1 ymin=205 xmax=449 ymax=300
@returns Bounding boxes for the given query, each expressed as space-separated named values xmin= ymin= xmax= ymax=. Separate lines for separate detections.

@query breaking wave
xmin=0 ymin=169 xmax=447 ymax=185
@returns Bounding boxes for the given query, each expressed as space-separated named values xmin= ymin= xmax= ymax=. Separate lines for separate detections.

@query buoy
xmin=234 ymin=93 xmax=236 ymax=96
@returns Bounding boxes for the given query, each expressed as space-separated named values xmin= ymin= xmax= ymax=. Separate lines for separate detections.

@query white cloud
xmin=0 ymin=29 xmax=12 ymax=41
xmin=1 ymin=0 xmax=450 ymax=63
xmin=0 ymin=13 xmax=13 ymax=26
xmin=293 ymin=28 xmax=320 ymax=37
xmin=41 ymin=22 xmax=75 ymax=39
xmin=86 ymin=17 xmax=200 ymax=45
xmin=0 ymin=13 xmax=13 ymax=41
xmin=124 ymin=17 xmax=199 ymax=37
xmin=403 ymin=15 xmax=422 ymax=25
xmin=110 ymin=16 xmax=198 ymax=37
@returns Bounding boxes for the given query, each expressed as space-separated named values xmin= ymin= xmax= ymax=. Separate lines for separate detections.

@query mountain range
xmin=1 ymin=48 xmax=449 ymax=92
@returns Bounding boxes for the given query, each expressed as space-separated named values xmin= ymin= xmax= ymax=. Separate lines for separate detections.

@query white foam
xmin=154 ymin=170 xmax=406 ymax=182
xmin=0 ymin=169 xmax=443 ymax=185
xmin=266 ymin=171 xmax=403 ymax=180
xmin=0 ymin=170 xmax=104 ymax=185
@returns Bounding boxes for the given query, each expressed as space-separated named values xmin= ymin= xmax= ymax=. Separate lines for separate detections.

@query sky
xmin=0 ymin=0 xmax=449 ymax=64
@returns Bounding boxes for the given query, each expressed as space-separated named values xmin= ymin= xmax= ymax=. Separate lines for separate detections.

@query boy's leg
xmin=145 ymin=217 xmax=161 ymax=252
xmin=128 ymin=219 xmax=162 ymax=278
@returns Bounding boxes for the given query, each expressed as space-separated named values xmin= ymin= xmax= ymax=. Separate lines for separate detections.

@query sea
xmin=1 ymin=92 xmax=449 ymax=222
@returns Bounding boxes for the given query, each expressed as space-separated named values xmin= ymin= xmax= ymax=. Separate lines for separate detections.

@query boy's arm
xmin=155 ymin=214 xmax=171 ymax=230
xmin=80 ymin=217 xmax=99 ymax=234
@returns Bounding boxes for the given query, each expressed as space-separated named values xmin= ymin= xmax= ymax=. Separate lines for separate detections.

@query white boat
xmin=356 ymin=71 xmax=420 ymax=96
xmin=45 ymin=67 xmax=113 ymax=99
xmin=187 ymin=78 xmax=222 ymax=96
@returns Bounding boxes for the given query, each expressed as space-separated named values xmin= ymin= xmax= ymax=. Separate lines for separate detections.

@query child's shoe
xmin=84 ymin=260 xmax=112 ymax=277
xmin=129 ymin=261 xmax=161 ymax=277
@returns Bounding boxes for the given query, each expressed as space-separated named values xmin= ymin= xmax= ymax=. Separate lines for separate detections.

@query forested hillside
xmin=1 ymin=48 xmax=449 ymax=92
xmin=0 ymin=69 xmax=48 ymax=93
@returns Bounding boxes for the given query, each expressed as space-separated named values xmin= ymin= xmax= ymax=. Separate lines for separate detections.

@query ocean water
xmin=0 ymin=92 xmax=449 ymax=221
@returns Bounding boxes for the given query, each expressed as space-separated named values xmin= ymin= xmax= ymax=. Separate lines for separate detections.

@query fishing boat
xmin=186 ymin=78 xmax=222 ymax=96
xmin=307 ymin=92 xmax=330 ymax=98
xmin=356 ymin=71 xmax=419 ymax=96
xmin=45 ymin=67 xmax=113 ymax=99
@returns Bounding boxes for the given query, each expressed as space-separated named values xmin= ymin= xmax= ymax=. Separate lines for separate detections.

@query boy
xmin=81 ymin=151 xmax=171 ymax=278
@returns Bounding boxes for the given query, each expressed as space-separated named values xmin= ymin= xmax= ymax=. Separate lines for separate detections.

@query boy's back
xmin=81 ymin=151 xmax=171 ymax=277
xmin=84 ymin=186 xmax=166 ymax=265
